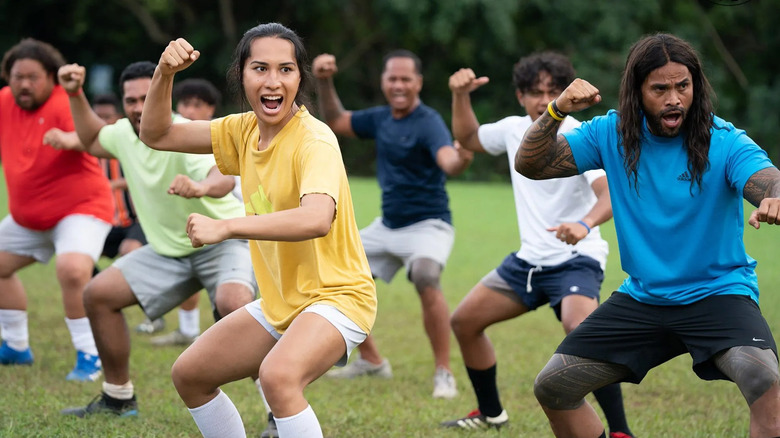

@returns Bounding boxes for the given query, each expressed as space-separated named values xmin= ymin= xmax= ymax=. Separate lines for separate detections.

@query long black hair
xmin=618 ymin=33 xmax=714 ymax=192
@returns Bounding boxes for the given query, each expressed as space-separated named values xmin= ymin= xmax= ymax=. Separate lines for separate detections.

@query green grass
xmin=1 ymin=173 xmax=779 ymax=437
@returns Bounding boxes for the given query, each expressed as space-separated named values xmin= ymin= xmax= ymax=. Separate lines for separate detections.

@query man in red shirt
xmin=0 ymin=38 xmax=113 ymax=381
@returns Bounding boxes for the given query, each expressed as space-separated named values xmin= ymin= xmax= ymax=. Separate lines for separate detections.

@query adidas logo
xmin=677 ymin=171 xmax=691 ymax=182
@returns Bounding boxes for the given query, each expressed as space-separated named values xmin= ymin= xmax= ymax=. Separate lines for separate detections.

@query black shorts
xmin=557 ymin=292 xmax=778 ymax=383
xmin=101 ymin=222 xmax=147 ymax=259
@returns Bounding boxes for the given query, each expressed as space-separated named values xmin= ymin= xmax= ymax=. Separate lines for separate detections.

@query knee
xmin=738 ymin=365 xmax=780 ymax=405
xmin=258 ymin=362 xmax=299 ymax=401
xmin=534 ymin=373 xmax=584 ymax=411
xmin=82 ymin=278 xmax=112 ymax=313
xmin=171 ymin=353 xmax=200 ymax=397
xmin=215 ymin=284 xmax=253 ymax=317
xmin=450 ymin=307 xmax=475 ymax=339
xmin=410 ymin=266 xmax=441 ymax=294
xmin=56 ymin=257 xmax=93 ymax=289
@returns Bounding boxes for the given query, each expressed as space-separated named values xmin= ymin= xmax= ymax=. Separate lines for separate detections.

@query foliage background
xmin=1 ymin=0 xmax=778 ymax=178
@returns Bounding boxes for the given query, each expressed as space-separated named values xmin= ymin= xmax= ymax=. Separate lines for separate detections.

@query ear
xmin=515 ymin=89 xmax=524 ymax=105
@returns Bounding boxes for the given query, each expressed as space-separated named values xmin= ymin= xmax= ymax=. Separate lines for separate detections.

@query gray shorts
xmin=0 ymin=214 xmax=111 ymax=263
xmin=359 ymin=217 xmax=455 ymax=283
xmin=113 ymin=239 xmax=257 ymax=320
xmin=245 ymin=302 xmax=367 ymax=367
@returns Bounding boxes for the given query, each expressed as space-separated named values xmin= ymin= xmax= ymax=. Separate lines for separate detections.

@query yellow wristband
xmin=547 ymin=101 xmax=565 ymax=121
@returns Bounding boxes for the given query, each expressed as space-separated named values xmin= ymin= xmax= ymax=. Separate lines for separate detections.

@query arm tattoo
xmin=515 ymin=112 xmax=579 ymax=180
xmin=743 ymin=167 xmax=780 ymax=207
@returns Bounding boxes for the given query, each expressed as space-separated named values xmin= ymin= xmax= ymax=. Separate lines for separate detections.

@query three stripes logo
xmin=677 ymin=171 xmax=691 ymax=182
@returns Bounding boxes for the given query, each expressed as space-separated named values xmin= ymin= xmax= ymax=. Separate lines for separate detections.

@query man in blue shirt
xmin=517 ymin=33 xmax=780 ymax=438
xmin=313 ymin=50 xmax=473 ymax=399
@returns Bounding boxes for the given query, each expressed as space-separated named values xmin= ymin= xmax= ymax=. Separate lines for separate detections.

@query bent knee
xmin=534 ymin=373 xmax=585 ymax=410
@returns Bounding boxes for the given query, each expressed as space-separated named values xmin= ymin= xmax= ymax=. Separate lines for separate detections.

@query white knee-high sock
xmin=275 ymin=405 xmax=323 ymax=438
xmin=254 ymin=378 xmax=272 ymax=415
xmin=65 ymin=317 xmax=98 ymax=356
xmin=189 ymin=390 xmax=246 ymax=438
xmin=178 ymin=308 xmax=200 ymax=338
xmin=0 ymin=309 xmax=28 ymax=350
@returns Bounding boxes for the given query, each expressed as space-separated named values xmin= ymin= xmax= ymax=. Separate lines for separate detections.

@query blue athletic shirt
xmin=564 ymin=110 xmax=773 ymax=305
xmin=350 ymin=103 xmax=452 ymax=229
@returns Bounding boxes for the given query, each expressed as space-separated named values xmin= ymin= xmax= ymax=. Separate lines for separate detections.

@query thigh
xmin=557 ymin=292 xmax=688 ymax=383
xmin=0 ymin=215 xmax=54 ymax=263
xmin=52 ymin=214 xmax=112 ymax=262
xmin=113 ymin=246 xmax=203 ymax=320
xmin=179 ymin=307 xmax=277 ymax=387
xmin=452 ymin=276 xmax=529 ymax=332
xmin=671 ymin=294 xmax=778 ymax=381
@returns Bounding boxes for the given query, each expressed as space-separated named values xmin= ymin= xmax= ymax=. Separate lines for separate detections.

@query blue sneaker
xmin=66 ymin=350 xmax=102 ymax=382
xmin=0 ymin=341 xmax=34 ymax=365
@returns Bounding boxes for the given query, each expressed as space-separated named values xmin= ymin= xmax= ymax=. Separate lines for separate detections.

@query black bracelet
xmin=550 ymin=99 xmax=568 ymax=119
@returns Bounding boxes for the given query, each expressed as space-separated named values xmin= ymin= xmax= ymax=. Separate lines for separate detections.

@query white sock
xmin=275 ymin=405 xmax=323 ymax=438
xmin=103 ymin=381 xmax=134 ymax=400
xmin=178 ymin=308 xmax=200 ymax=338
xmin=189 ymin=389 xmax=246 ymax=438
xmin=65 ymin=317 xmax=98 ymax=356
xmin=254 ymin=378 xmax=272 ymax=415
xmin=0 ymin=309 xmax=29 ymax=350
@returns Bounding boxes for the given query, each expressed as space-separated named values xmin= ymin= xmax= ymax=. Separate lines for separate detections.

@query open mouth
xmin=261 ymin=95 xmax=283 ymax=111
xmin=660 ymin=110 xmax=683 ymax=130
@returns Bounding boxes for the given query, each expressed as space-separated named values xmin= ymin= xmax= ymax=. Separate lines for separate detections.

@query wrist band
xmin=67 ymin=88 xmax=82 ymax=98
xmin=577 ymin=220 xmax=591 ymax=234
xmin=547 ymin=100 xmax=566 ymax=121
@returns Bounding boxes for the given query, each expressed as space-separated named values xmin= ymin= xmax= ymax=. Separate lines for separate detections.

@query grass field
xmin=1 ymin=173 xmax=779 ymax=437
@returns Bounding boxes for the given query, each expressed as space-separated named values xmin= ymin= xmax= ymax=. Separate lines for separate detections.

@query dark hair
xmin=619 ymin=33 xmax=714 ymax=191
xmin=512 ymin=51 xmax=574 ymax=93
xmin=118 ymin=61 xmax=156 ymax=94
xmin=1 ymin=38 xmax=66 ymax=84
xmin=227 ymin=22 xmax=311 ymax=110
xmin=92 ymin=92 xmax=120 ymax=108
xmin=173 ymin=78 xmax=222 ymax=109
xmin=382 ymin=49 xmax=422 ymax=75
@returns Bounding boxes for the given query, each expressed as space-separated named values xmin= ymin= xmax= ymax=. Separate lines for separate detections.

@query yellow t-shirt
xmin=210 ymin=106 xmax=377 ymax=334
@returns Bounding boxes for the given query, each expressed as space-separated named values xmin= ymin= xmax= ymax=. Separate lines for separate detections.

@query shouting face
xmin=242 ymin=36 xmax=300 ymax=129
xmin=9 ymin=58 xmax=55 ymax=111
xmin=641 ymin=61 xmax=693 ymax=138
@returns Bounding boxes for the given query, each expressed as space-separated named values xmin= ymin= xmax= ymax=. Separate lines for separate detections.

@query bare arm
xmin=436 ymin=141 xmax=474 ymax=176
xmin=548 ymin=175 xmax=613 ymax=244
xmin=312 ymin=54 xmax=355 ymax=137
xmin=42 ymin=129 xmax=84 ymax=151
xmin=57 ymin=65 xmax=114 ymax=159
xmin=744 ymin=166 xmax=780 ymax=229
xmin=168 ymin=165 xmax=236 ymax=199
xmin=449 ymin=68 xmax=489 ymax=153
xmin=186 ymin=192 xmax=336 ymax=247
xmin=516 ymin=78 xmax=602 ymax=180
xmin=140 ymin=38 xmax=212 ymax=153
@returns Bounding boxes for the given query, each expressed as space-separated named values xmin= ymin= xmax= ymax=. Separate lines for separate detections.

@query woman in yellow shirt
xmin=140 ymin=22 xmax=377 ymax=438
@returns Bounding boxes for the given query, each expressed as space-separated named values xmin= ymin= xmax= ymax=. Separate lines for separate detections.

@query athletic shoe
xmin=259 ymin=412 xmax=279 ymax=438
xmin=325 ymin=354 xmax=393 ymax=379
xmin=432 ymin=367 xmax=458 ymax=399
xmin=66 ymin=350 xmax=102 ymax=382
xmin=61 ymin=392 xmax=138 ymax=418
xmin=440 ymin=409 xmax=509 ymax=429
xmin=610 ymin=432 xmax=635 ymax=438
xmin=150 ymin=329 xmax=197 ymax=346
xmin=0 ymin=341 xmax=33 ymax=365
xmin=134 ymin=318 xmax=165 ymax=334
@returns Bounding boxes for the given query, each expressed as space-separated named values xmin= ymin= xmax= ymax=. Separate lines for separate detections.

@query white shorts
xmin=0 ymin=214 xmax=111 ymax=263
xmin=359 ymin=217 xmax=455 ymax=283
xmin=245 ymin=301 xmax=367 ymax=367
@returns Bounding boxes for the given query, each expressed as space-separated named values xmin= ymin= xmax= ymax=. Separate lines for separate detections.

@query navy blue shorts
xmin=557 ymin=292 xmax=778 ymax=383
xmin=494 ymin=253 xmax=604 ymax=319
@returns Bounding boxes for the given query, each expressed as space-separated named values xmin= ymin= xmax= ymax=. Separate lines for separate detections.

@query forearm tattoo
xmin=743 ymin=167 xmax=780 ymax=207
xmin=715 ymin=346 xmax=780 ymax=405
xmin=534 ymin=354 xmax=631 ymax=410
xmin=515 ymin=113 xmax=579 ymax=180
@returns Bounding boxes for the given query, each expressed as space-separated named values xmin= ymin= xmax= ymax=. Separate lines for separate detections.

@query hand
xmin=57 ymin=64 xmax=86 ymax=95
xmin=312 ymin=54 xmax=338 ymax=79
xmin=186 ymin=213 xmax=228 ymax=248
xmin=547 ymin=221 xmax=590 ymax=245
xmin=42 ymin=128 xmax=74 ymax=150
xmin=158 ymin=38 xmax=200 ymax=76
xmin=555 ymin=78 xmax=601 ymax=114
xmin=454 ymin=140 xmax=474 ymax=163
xmin=168 ymin=174 xmax=208 ymax=198
xmin=748 ymin=197 xmax=780 ymax=229
xmin=448 ymin=68 xmax=489 ymax=94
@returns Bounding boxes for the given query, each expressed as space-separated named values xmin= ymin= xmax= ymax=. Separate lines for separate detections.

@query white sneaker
xmin=326 ymin=354 xmax=393 ymax=379
xmin=432 ymin=367 xmax=457 ymax=399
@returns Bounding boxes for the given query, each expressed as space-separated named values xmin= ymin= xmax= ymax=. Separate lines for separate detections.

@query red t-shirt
xmin=0 ymin=85 xmax=113 ymax=230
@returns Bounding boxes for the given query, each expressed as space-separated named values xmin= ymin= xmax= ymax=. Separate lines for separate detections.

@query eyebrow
xmin=651 ymin=78 xmax=690 ymax=90
xmin=248 ymin=60 xmax=296 ymax=67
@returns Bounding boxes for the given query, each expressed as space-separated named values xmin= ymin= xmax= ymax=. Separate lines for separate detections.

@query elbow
xmin=514 ymin=157 xmax=540 ymax=179
xmin=309 ymin=218 xmax=332 ymax=239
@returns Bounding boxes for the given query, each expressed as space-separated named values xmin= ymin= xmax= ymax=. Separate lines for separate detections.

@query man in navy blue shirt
xmin=313 ymin=50 xmax=473 ymax=399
